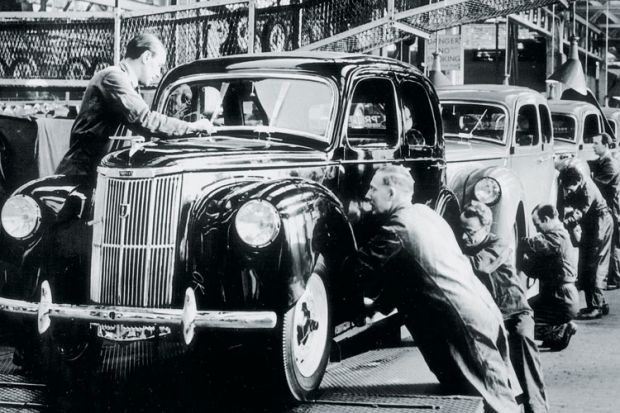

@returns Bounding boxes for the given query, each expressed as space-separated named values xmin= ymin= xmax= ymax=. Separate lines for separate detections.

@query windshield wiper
xmin=467 ymin=109 xmax=488 ymax=139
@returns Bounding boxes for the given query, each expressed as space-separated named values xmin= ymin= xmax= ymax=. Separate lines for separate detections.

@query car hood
xmin=444 ymin=138 xmax=506 ymax=163
xmin=100 ymin=136 xmax=328 ymax=171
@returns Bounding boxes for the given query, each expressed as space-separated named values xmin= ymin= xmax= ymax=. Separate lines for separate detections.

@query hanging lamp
xmin=429 ymin=52 xmax=451 ymax=87
xmin=548 ymin=36 xmax=588 ymax=95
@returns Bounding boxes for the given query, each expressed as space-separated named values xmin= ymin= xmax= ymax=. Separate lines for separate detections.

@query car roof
xmin=435 ymin=84 xmax=546 ymax=107
xmin=547 ymin=99 xmax=599 ymax=116
xmin=158 ymin=52 xmax=424 ymax=91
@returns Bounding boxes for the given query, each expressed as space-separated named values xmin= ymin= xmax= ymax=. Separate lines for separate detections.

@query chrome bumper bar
xmin=0 ymin=281 xmax=278 ymax=345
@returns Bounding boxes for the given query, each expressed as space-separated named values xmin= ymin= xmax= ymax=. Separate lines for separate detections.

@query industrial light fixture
xmin=547 ymin=0 xmax=587 ymax=95
xmin=548 ymin=36 xmax=588 ymax=95
xmin=429 ymin=52 xmax=452 ymax=87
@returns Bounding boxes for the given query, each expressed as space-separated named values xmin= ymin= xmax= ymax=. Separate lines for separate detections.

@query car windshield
xmin=162 ymin=76 xmax=335 ymax=142
xmin=441 ymin=102 xmax=506 ymax=143
xmin=551 ymin=114 xmax=576 ymax=142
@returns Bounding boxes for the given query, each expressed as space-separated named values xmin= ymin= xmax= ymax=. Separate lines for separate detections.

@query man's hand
xmin=191 ymin=118 xmax=217 ymax=135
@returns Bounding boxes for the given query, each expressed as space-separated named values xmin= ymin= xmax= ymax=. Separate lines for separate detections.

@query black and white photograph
xmin=0 ymin=0 xmax=618 ymax=412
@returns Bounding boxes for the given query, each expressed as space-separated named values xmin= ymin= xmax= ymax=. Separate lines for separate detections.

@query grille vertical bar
xmin=91 ymin=174 xmax=182 ymax=307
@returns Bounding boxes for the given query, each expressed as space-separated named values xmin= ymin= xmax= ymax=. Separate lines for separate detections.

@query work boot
xmin=550 ymin=322 xmax=577 ymax=351
xmin=577 ymin=307 xmax=602 ymax=320
xmin=602 ymin=303 xmax=610 ymax=316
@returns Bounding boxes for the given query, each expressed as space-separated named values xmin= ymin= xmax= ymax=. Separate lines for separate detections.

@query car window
xmin=163 ymin=77 xmax=335 ymax=141
xmin=441 ymin=103 xmax=506 ymax=143
xmin=538 ymin=104 xmax=552 ymax=144
xmin=551 ymin=114 xmax=576 ymax=142
xmin=515 ymin=104 xmax=539 ymax=146
xmin=583 ymin=114 xmax=601 ymax=144
xmin=400 ymin=81 xmax=436 ymax=146
xmin=347 ymin=78 xmax=398 ymax=148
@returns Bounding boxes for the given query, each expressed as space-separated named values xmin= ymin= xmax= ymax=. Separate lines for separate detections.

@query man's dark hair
xmin=125 ymin=33 xmax=164 ymax=59
xmin=462 ymin=201 xmax=493 ymax=227
xmin=559 ymin=164 xmax=584 ymax=187
xmin=594 ymin=132 xmax=613 ymax=146
xmin=532 ymin=203 xmax=558 ymax=221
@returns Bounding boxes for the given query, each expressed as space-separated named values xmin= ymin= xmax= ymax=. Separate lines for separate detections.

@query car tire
xmin=261 ymin=17 xmax=292 ymax=52
xmin=10 ymin=58 xmax=38 ymax=78
xmin=39 ymin=322 xmax=101 ymax=386
xmin=279 ymin=270 xmax=332 ymax=401
xmin=63 ymin=58 xmax=90 ymax=80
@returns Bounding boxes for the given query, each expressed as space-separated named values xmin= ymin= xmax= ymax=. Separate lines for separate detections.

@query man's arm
xmin=520 ymin=234 xmax=556 ymax=276
xmin=101 ymin=70 xmax=212 ymax=137
xmin=350 ymin=226 xmax=403 ymax=300
xmin=592 ymin=157 xmax=620 ymax=187
xmin=467 ymin=243 xmax=511 ymax=276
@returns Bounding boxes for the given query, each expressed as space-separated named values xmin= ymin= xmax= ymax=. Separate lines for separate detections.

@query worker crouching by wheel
xmin=520 ymin=204 xmax=580 ymax=351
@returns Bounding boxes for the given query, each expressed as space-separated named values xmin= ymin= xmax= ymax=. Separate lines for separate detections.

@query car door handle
xmin=428 ymin=164 xmax=446 ymax=170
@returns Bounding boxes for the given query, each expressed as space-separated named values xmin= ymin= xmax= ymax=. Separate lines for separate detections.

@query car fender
xmin=186 ymin=177 xmax=356 ymax=312
xmin=432 ymin=185 xmax=461 ymax=232
xmin=9 ymin=174 xmax=89 ymax=225
xmin=2 ymin=175 xmax=91 ymax=302
xmin=451 ymin=164 xmax=526 ymax=241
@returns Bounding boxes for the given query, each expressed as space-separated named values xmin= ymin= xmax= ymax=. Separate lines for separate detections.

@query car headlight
xmin=1 ymin=195 xmax=41 ymax=239
xmin=473 ymin=177 xmax=501 ymax=205
xmin=235 ymin=200 xmax=281 ymax=248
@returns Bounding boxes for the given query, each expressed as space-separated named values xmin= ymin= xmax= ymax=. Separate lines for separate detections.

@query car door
xmin=510 ymin=102 xmax=547 ymax=213
xmin=338 ymin=74 xmax=403 ymax=211
xmin=398 ymin=78 xmax=444 ymax=205
xmin=537 ymin=103 xmax=557 ymax=204
xmin=580 ymin=111 xmax=602 ymax=161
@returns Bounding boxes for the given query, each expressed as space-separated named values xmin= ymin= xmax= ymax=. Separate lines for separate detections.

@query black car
xmin=0 ymin=52 xmax=458 ymax=400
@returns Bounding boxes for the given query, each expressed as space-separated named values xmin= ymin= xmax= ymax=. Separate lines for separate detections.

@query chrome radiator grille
xmin=90 ymin=174 xmax=183 ymax=307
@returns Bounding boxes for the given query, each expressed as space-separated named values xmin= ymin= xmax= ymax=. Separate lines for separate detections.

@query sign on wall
xmin=425 ymin=33 xmax=463 ymax=72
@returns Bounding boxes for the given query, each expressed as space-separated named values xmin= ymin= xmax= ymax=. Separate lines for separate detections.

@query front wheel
xmin=280 ymin=272 xmax=332 ymax=401
xmin=39 ymin=323 xmax=101 ymax=385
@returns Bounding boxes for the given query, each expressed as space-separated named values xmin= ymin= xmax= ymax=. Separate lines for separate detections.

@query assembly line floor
xmin=0 ymin=336 xmax=483 ymax=413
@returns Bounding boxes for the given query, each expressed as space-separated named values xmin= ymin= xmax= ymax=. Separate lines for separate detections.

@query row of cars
xmin=0 ymin=52 xmax=615 ymax=402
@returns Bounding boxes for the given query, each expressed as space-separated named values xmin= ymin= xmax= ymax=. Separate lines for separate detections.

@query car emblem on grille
xmin=119 ymin=203 xmax=130 ymax=219
xmin=119 ymin=170 xmax=133 ymax=177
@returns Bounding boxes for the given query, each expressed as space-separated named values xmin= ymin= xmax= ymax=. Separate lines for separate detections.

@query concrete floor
xmin=391 ymin=288 xmax=620 ymax=413
xmin=541 ymin=287 xmax=620 ymax=413
xmin=1 ymin=289 xmax=618 ymax=412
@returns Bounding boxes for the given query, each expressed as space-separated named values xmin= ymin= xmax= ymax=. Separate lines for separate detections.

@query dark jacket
xmin=520 ymin=225 xmax=578 ymax=299
xmin=562 ymin=177 xmax=610 ymax=245
xmin=56 ymin=61 xmax=197 ymax=182
xmin=462 ymin=234 xmax=531 ymax=319
xmin=590 ymin=152 xmax=620 ymax=219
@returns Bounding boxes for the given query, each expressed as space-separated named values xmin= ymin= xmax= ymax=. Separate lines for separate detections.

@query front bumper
xmin=0 ymin=281 xmax=278 ymax=345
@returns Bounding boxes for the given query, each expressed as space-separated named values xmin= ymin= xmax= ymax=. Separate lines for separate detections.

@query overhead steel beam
xmin=508 ymin=13 xmax=604 ymax=62
xmin=123 ymin=0 xmax=242 ymax=17
xmin=297 ymin=17 xmax=390 ymax=51
xmin=391 ymin=21 xmax=430 ymax=40
xmin=393 ymin=0 xmax=468 ymax=22
xmin=82 ymin=0 xmax=155 ymax=10
xmin=0 ymin=11 xmax=113 ymax=18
